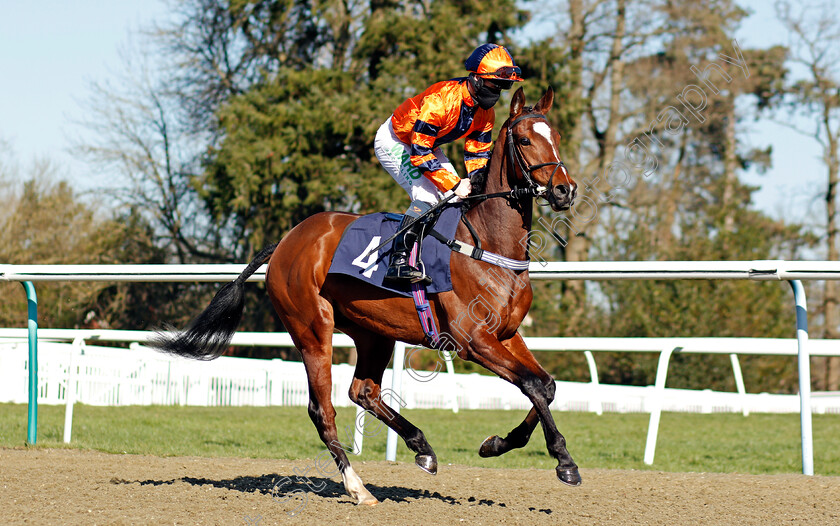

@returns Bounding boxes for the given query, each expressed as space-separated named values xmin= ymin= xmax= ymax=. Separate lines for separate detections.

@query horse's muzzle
xmin=550 ymin=183 xmax=577 ymax=211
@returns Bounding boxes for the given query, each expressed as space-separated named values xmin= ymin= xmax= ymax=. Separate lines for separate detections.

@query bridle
xmin=443 ymin=111 xmax=568 ymax=257
xmin=505 ymin=112 xmax=568 ymax=206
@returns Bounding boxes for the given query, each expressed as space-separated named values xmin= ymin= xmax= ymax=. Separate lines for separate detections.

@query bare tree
xmin=151 ymin=0 xmax=366 ymax=135
xmin=74 ymin=45 xmax=226 ymax=263
xmin=544 ymin=0 xmax=671 ymax=326
xmin=775 ymin=0 xmax=840 ymax=389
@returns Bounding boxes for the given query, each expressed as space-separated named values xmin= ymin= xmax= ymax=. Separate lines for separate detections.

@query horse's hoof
xmin=415 ymin=454 xmax=438 ymax=475
xmin=358 ymin=496 xmax=380 ymax=506
xmin=479 ymin=435 xmax=504 ymax=457
xmin=556 ymin=466 xmax=582 ymax=486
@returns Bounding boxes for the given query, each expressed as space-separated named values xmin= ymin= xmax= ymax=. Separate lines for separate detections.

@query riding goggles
xmin=482 ymin=78 xmax=515 ymax=91
xmin=479 ymin=66 xmax=523 ymax=81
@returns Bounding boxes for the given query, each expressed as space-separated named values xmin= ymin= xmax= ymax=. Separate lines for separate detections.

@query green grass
xmin=2 ymin=403 xmax=839 ymax=476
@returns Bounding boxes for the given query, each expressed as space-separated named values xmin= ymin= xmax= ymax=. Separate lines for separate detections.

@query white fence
xmin=3 ymin=329 xmax=840 ymax=466
xmin=3 ymin=334 xmax=840 ymax=414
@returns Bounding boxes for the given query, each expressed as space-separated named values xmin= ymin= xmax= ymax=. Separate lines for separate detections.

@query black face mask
xmin=470 ymin=75 xmax=502 ymax=110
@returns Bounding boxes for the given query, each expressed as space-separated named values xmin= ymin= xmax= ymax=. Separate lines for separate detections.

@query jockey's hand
xmin=453 ymin=178 xmax=472 ymax=198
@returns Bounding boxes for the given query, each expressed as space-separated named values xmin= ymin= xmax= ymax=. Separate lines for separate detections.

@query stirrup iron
xmin=384 ymin=201 xmax=433 ymax=285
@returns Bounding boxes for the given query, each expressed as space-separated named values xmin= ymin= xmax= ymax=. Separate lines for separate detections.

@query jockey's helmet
xmin=465 ymin=44 xmax=523 ymax=88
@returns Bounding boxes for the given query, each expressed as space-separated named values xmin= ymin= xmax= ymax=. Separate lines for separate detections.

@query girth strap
xmin=426 ymin=229 xmax=530 ymax=271
xmin=407 ymin=244 xmax=441 ymax=347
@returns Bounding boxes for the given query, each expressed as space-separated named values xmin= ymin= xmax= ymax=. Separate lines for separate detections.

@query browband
xmin=509 ymin=112 xmax=547 ymax=128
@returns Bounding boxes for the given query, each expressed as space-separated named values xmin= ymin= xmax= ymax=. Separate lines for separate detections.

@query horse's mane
xmin=470 ymin=161 xmax=490 ymax=195
xmin=470 ymin=105 xmax=536 ymax=195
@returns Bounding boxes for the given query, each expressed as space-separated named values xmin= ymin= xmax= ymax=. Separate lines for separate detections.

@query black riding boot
xmin=384 ymin=215 xmax=427 ymax=284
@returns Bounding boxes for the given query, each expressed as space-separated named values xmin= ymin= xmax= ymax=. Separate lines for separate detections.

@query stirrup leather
xmin=384 ymin=203 xmax=436 ymax=285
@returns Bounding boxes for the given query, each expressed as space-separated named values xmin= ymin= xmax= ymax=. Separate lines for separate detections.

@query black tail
xmin=150 ymin=243 xmax=279 ymax=360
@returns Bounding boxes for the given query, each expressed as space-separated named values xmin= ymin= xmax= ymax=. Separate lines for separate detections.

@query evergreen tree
xmin=197 ymin=0 xmax=529 ymax=257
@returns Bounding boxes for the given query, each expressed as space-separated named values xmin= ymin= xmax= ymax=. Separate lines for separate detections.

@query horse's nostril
xmin=554 ymin=185 xmax=568 ymax=196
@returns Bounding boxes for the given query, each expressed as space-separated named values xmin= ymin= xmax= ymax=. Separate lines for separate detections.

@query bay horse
xmin=153 ymin=86 xmax=580 ymax=505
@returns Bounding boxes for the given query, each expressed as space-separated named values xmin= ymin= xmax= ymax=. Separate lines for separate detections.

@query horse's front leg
xmin=479 ymin=406 xmax=539 ymax=457
xmin=465 ymin=332 xmax=581 ymax=485
xmin=479 ymin=336 xmax=543 ymax=457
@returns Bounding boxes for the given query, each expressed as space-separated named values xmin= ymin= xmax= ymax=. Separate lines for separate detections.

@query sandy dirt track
xmin=2 ymin=447 xmax=839 ymax=525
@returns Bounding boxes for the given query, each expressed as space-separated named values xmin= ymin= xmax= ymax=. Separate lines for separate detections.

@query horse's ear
xmin=534 ymin=86 xmax=554 ymax=114
xmin=510 ymin=87 xmax=526 ymax=117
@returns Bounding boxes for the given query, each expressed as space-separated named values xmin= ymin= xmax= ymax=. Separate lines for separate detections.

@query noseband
xmin=506 ymin=112 xmax=567 ymax=204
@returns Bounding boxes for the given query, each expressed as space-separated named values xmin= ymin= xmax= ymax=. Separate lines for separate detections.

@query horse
xmin=152 ymin=86 xmax=579 ymax=506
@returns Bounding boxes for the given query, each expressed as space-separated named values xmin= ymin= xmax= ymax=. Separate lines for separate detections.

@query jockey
xmin=374 ymin=43 xmax=523 ymax=284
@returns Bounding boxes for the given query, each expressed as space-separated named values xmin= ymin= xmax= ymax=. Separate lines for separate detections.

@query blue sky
xmin=0 ymin=1 xmax=168 ymax=188
xmin=734 ymin=0 xmax=825 ymax=229
xmin=0 ymin=0 xmax=827 ymax=230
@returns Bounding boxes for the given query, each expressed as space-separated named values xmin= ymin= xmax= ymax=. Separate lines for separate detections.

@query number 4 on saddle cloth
xmin=328 ymin=206 xmax=461 ymax=296
xmin=328 ymin=206 xmax=529 ymax=348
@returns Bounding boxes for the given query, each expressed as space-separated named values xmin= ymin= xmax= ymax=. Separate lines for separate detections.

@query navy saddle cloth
xmin=328 ymin=206 xmax=461 ymax=296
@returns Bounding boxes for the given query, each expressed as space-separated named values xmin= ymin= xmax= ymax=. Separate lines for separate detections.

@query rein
xmin=410 ymin=113 xmax=565 ymax=347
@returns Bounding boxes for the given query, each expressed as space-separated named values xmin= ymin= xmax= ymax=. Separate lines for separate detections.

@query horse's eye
xmin=520 ymin=137 xmax=531 ymax=146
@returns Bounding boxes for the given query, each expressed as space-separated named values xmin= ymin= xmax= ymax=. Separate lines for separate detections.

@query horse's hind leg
xmin=346 ymin=329 xmax=438 ymax=474
xmin=269 ymin=298 xmax=378 ymax=505
xmin=264 ymin=212 xmax=379 ymax=505
xmin=294 ymin=330 xmax=379 ymax=505
xmin=479 ymin=407 xmax=539 ymax=458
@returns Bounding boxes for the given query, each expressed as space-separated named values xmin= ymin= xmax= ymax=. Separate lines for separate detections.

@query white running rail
xmin=2 ymin=329 xmax=840 ymax=466
xmin=2 ymin=260 xmax=838 ymax=475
